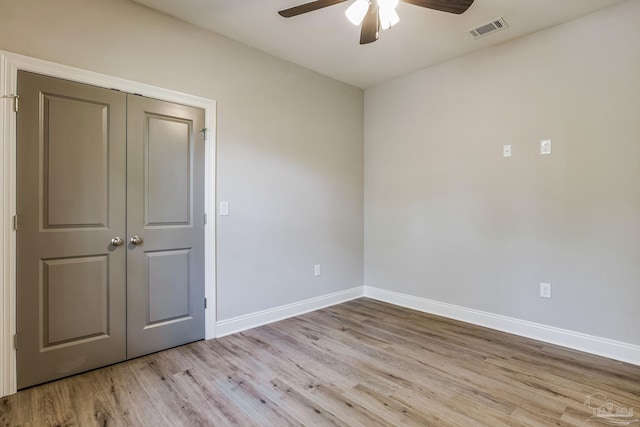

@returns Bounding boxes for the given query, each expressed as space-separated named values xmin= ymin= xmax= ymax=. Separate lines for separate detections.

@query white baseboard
xmin=215 ymin=286 xmax=365 ymax=338
xmin=364 ymin=286 xmax=640 ymax=366
xmin=215 ymin=284 xmax=640 ymax=366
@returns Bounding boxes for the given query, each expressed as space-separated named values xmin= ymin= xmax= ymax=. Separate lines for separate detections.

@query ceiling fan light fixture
xmin=379 ymin=6 xmax=399 ymax=30
xmin=377 ymin=0 xmax=398 ymax=9
xmin=345 ymin=0 xmax=369 ymax=26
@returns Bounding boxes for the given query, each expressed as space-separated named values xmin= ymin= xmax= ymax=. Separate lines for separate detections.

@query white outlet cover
xmin=314 ymin=264 xmax=321 ymax=276
xmin=540 ymin=139 xmax=552 ymax=155
xmin=540 ymin=282 xmax=552 ymax=298
xmin=503 ymin=145 xmax=512 ymax=157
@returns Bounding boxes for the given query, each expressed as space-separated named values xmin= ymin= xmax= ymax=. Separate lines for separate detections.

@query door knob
xmin=111 ymin=237 xmax=124 ymax=247
xmin=130 ymin=236 xmax=143 ymax=245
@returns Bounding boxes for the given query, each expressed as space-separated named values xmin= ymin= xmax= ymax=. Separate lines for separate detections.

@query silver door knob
xmin=111 ymin=237 xmax=124 ymax=247
xmin=130 ymin=236 xmax=143 ymax=245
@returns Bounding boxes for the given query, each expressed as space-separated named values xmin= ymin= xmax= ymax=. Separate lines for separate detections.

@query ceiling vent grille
xmin=468 ymin=17 xmax=508 ymax=39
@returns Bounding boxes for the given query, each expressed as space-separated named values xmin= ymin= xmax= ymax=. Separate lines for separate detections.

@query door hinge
xmin=12 ymin=94 xmax=19 ymax=112
xmin=200 ymin=128 xmax=207 ymax=141
xmin=13 ymin=334 xmax=17 ymax=350
xmin=3 ymin=94 xmax=19 ymax=112
xmin=13 ymin=215 xmax=18 ymax=231
xmin=203 ymin=213 xmax=207 ymax=225
xmin=204 ymin=298 xmax=207 ymax=309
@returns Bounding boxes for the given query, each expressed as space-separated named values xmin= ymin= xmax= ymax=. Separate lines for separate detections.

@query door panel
xmin=17 ymin=71 xmax=127 ymax=389
xmin=42 ymin=256 xmax=109 ymax=346
xmin=126 ymin=95 xmax=205 ymax=359
xmin=146 ymin=116 xmax=191 ymax=225
xmin=146 ymin=249 xmax=191 ymax=324
xmin=43 ymin=94 xmax=110 ymax=228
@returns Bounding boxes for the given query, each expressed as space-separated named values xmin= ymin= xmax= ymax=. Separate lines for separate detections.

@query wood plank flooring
xmin=2 ymin=298 xmax=639 ymax=426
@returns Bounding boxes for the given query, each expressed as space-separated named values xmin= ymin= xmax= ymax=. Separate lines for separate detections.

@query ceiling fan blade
xmin=359 ymin=3 xmax=379 ymax=44
xmin=400 ymin=0 xmax=474 ymax=14
xmin=278 ymin=0 xmax=349 ymax=17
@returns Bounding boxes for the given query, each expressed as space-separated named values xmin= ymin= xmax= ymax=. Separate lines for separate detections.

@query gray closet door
xmin=16 ymin=72 xmax=206 ymax=388
xmin=125 ymin=95 xmax=205 ymax=359
xmin=16 ymin=71 xmax=127 ymax=389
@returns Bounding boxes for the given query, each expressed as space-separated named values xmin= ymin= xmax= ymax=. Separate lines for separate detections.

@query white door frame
xmin=0 ymin=50 xmax=217 ymax=397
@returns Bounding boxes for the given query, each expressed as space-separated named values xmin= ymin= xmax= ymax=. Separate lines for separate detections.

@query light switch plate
xmin=503 ymin=145 xmax=512 ymax=157
xmin=219 ymin=201 xmax=229 ymax=216
xmin=540 ymin=139 xmax=552 ymax=155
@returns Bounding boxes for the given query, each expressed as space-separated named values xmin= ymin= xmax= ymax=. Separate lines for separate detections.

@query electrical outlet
xmin=314 ymin=264 xmax=321 ymax=276
xmin=540 ymin=283 xmax=552 ymax=298
xmin=540 ymin=139 xmax=552 ymax=155
xmin=503 ymin=145 xmax=512 ymax=157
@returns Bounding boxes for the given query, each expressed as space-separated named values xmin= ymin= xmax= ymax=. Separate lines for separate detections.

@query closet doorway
xmin=16 ymin=71 xmax=205 ymax=389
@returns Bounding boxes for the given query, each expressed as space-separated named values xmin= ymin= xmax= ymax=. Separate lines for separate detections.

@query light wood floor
xmin=2 ymin=298 xmax=639 ymax=426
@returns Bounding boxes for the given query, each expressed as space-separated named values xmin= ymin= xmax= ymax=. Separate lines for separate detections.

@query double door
xmin=16 ymin=71 xmax=205 ymax=389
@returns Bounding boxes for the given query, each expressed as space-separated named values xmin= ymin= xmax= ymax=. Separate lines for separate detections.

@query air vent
xmin=468 ymin=17 xmax=508 ymax=39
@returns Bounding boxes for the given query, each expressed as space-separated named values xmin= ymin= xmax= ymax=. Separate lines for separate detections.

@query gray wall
xmin=0 ymin=0 xmax=364 ymax=320
xmin=364 ymin=0 xmax=640 ymax=345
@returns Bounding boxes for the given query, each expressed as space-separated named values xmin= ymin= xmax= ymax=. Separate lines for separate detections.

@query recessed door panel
xmin=17 ymin=71 xmax=127 ymax=389
xmin=43 ymin=95 xmax=109 ymax=228
xmin=42 ymin=256 xmax=109 ymax=347
xmin=146 ymin=249 xmax=191 ymax=325
xmin=146 ymin=116 xmax=191 ymax=225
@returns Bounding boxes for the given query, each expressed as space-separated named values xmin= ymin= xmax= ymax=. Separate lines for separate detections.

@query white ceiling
xmin=133 ymin=0 xmax=628 ymax=88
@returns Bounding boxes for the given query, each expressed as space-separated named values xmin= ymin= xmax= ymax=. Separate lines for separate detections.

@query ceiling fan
xmin=278 ymin=0 xmax=475 ymax=45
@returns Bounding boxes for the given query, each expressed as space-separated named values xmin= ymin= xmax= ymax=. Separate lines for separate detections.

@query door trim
xmin=0 ymin=50 xmax=217 ymax=397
